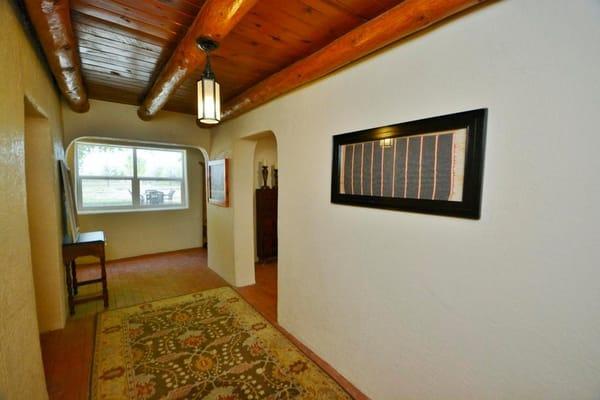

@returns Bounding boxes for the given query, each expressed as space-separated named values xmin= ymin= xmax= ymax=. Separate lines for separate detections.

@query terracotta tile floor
xmin=69 ymin=248 xmax=227 ymax=319
xmin=40 ymin=248 xmax=365 ymax=399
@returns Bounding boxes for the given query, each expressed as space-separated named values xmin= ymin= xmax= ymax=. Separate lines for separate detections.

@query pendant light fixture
xmin=196 ymin=37 xmax=221 ymax=125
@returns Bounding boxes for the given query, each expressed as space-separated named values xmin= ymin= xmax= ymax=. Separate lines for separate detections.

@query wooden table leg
xmin=65 ymin=259 xmax=75 ymax=315
xmin=100 ymin=254 xmax=109 ymax=308
xmin=71 ymin=260 xmax=78 ymax=295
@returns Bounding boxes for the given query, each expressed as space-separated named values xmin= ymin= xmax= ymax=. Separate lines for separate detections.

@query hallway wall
xmin=0 ymin=2 xmax=68 ymax=398
xmin=208 ymin=1 xmax=600 ymax=399
xmin=24 ymin=104 xmax=64 ymax=334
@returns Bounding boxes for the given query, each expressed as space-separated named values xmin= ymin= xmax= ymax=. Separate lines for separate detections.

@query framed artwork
xmin=208 ymin=158 xmax=229 ymax=207
xmin=331 ymin=109 xmax=487 ymax=219
xmin=59 ymin=160 xmax=80 ymax=242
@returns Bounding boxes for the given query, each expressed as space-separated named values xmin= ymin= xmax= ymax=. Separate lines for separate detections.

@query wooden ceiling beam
xmin=222 ymin=0 xmax=486 ymax=120
xmin=137 ymin=0 xmax=259 ymax=121
xmin=24 ymin=0 xmax=89 ymax=112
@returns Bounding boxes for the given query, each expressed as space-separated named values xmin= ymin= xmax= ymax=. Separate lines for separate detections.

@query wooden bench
xmin=62 ymin=231 xmax=108 ymax=315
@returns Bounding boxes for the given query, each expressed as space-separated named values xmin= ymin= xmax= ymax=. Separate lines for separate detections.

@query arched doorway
xmin=65 ymin=137 xmax=210 ymax=259
xmin=253 ymin=134 xmax=278 ymax=263
xmin=232 ymin=131 xmax=278 ymax=321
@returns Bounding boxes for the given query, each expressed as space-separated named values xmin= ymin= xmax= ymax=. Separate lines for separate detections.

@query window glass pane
xmin=140 ymin=180 xmax=182 ymax=206
xmin=209 ymin=163 xmax=225 ymax=202
xmin=77 ymin=143 xmax=133 ymax=177
xmin=137 ymin=149 xmax=184 ymax=178
xmin=81 ymin=179 xmax=132 ymax=208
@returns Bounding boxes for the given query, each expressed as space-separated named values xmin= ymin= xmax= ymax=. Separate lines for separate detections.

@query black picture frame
xmin=331 ymin=109 xmax=487 ymax=219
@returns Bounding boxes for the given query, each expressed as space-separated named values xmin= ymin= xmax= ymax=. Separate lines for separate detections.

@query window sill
xmin=77 ymin=206 xmax=189 ymax=215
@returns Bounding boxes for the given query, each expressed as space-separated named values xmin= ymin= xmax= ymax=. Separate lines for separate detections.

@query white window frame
xmin=74 ymin=141 xmax=189 ymax=214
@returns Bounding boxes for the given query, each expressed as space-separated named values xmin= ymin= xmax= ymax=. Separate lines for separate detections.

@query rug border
xmin=90 ymin=285 xmax=358 ymax=399
xmin=231 ymin=287 xmax=358 ymax=400
xmin=231 ymin=289 xmax=359 ymax=399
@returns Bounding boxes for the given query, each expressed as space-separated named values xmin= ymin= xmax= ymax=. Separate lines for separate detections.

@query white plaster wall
xmin=232 ymin=139 xmax=259 ymax=286
xmin=209 ymin=1 xmax=600 ymax=398
xmin=63 ymin=99 xmax=211 ymax=150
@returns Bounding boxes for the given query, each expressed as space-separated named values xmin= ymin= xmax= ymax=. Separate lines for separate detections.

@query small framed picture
xmin=331 ymin=109 xmax=487 ymax=219
xmin=208 ymin=158 xmax=229 ymax=207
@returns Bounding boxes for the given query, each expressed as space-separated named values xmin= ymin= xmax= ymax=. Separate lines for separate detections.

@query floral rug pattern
xmin=92 ymin=287 xmax=351 ymax=399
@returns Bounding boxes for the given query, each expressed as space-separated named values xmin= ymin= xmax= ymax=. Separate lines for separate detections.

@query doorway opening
xmin=24 ymin=98 xmax=66 ymax=333
xmin=254 ymin=133 xmax=278 ymax=263
xmin=232 ymin=131 xmax=278 ymax=322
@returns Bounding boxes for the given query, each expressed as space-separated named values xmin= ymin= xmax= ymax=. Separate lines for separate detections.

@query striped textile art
xmin=339 ymin=129 xmax=467 ymax=202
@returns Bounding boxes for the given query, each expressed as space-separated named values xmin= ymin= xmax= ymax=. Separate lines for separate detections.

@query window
xmin=75 ymin=142 xmax=187 ymax=213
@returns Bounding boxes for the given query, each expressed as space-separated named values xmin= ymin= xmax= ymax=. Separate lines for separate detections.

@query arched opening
xmin=253 ymin=133 xmax=278 ymax=262
xmin=65 ymin=137 xmax=210 ymax=261
xmin=232 ymin=131 xmax=278 ymax=321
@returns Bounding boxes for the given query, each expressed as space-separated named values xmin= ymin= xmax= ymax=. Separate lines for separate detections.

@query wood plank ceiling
xmin=70 ymin=0 xmax=403 ymax=115
xmin=22 ymin=0 xmax=487 ymax=121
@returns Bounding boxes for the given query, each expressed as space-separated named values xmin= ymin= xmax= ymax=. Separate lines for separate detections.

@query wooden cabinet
xmin=256 ymin=188 xmax=277 ymax=261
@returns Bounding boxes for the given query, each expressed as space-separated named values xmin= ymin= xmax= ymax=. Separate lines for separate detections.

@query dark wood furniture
xmin=62 ymin=231 xmax=108 ymax=315
xmin=256 ymin=188 xmax=277 ymax=262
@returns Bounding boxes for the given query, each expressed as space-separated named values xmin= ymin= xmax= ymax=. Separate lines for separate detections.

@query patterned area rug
xmin=92 ymin=287 xmax=351 ymax=399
